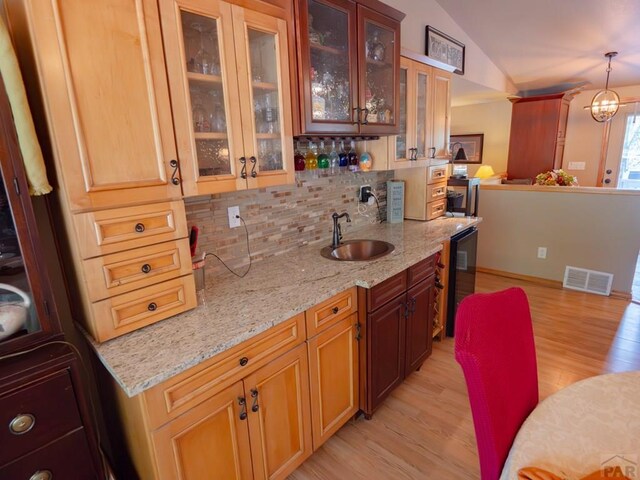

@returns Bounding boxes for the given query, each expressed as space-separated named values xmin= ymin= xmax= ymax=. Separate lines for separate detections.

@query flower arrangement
xmin=535 ymin=169 xmax=578 ymax=186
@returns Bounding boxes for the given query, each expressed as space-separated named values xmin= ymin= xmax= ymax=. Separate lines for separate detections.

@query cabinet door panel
xmin=432 ymin=70 xmax=451 ymax=159
xmin=24 ymin=0 xmax=181 ymax=211
xmin=160 ymin=0 xmax=246 ymax=196
xmin=232 ymin=6 xmax=295 ymax=190
xmin=308 ymin=314 xmax=358 ymax=449
xmin=405 ymin=277 xmax=434 ymax=374
xmin=152 ymin=381 xmax=253 ymax=480
xmin=367 ymin=294 xmax=406 ymax=412
xmin=415 ymin=63 xmax=433 ymax=160
xmin=245 ymin=344 xmax=312 ymax=480
xmin=297 ymin=0 xmax=359 ymax=134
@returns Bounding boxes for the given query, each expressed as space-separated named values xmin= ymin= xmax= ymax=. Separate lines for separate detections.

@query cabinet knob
xmin=9 ymin=413 xmax=35 ymax=435
xmin=29 ymin=471 xmax=52 ymax=480
xmin=606 ymin=169 xmax=613 ymax=174
xmin=604 ymin=178 xmax=612 ymax=184
xmin=141 ymin=263 xmax=152 ymax=274
xmin=147 ymin=302 xmax=158 ymax=312
xmin=239 ymin=357 xmax=249 ymax=367
xmin=135 ymin=223 xmax=145 ymax=233
xmin=331 ymin=306 xmax=339 ymax=314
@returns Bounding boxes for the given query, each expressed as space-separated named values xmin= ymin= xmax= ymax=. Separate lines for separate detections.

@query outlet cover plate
xmin=537 ymin=247 xmax=547 ymax=259
xmin=228 ymin=206 xmax=240 ymax=228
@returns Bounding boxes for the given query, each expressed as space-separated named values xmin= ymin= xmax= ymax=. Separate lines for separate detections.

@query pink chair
xmin=454 ymin=287 xmax=538 ymax=480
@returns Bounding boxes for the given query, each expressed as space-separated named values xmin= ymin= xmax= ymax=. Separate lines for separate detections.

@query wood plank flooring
xmin=289 ymin=272 xmax=640 ymax=480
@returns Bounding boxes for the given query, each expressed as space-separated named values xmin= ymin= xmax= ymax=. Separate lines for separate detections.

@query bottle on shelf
xmin=360 ymin=151 xmax=372 ymax=171
xmin=348 ymin=140 xmax=359 ymax=172
xmin=329 ymin=140 xmax=340 ymax=174
xmin=305 ymin=141 xmax=318 ymax=170
xmin=338 ymin=140 xmax=348 ymax=170
xmin=294 ymin=140 xmax=305 ymax=171
xmin=317 ymin=140 xmax=329 ymax=169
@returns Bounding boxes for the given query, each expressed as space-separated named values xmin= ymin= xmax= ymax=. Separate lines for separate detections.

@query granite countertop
xmin=91 ymin=216 xmax=480 ymax=397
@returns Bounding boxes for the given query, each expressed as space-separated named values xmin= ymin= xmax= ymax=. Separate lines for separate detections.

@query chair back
xmin=454 ymin=287 xmax=538 ymax=480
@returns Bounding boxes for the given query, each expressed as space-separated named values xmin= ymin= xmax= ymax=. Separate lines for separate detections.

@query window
xmin=617 ymin=113 xmax=640 ymax=189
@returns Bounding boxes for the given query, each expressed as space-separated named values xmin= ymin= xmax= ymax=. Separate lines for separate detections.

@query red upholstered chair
xmin=454 ymin=287 xmax=539 ymax=480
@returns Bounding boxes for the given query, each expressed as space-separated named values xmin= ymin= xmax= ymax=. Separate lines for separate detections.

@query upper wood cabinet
xmin=507 ymin=92 xmax=575 ymax=180
xmin=7 ymin=0 xmax=183 ymax=212
xmin=160 ymin=0 xmax=295 ymax=196
xmin=294 ymin=0 xmax=404 ymax=135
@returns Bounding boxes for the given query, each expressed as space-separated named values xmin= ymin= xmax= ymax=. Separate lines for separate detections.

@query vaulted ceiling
xmin=435 ymin=0 xmax=640 ymax=96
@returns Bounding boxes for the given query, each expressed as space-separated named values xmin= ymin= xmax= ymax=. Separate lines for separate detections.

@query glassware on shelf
xmin=261 ymin=92 xmax=279 ymax=134
xmin=317 ymin=141 xmax=329 ymax=169
xmin=192 ymin=102 xmax=210 ymax=132
xmin=305 ymin=141 xmax=318 ymax=170
xmin=329 ymin=140 xmax=340 ymax=174
xmin=210 ymin=90 xmax=226 ymax=133
xmin=348 ymin=140 xmax=359 ymax=171
xmin=338 ymin=140 xmax=348 ymax=170
xmin=360 ymin=151 xmax=372 ymax=171
xmin=294 ymin=141 xmax=306 ymax=171
xmin=190 ymin=22 xmax=220 ymax=75
xmin=308 ymin=13 xmax=324 ymax=45
xmin=366 ymin=31 xmax=386 ymax=62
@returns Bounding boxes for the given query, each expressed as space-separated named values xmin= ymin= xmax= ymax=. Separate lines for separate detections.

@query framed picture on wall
xmin=450 ymin=134 xmax=484 ymax=163
xmin=425 ymin=26 xmax=465 ymax=75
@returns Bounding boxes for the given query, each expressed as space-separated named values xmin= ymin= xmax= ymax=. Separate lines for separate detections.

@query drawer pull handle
xmin=250 ymin=388 xmax=259 ymax=412
xmin=147 ymin=302 xmax=158 ymax=312
xmin=249 ymin=156 xmax=257 ymax=178
xmin=238 ymin=397 xmax=247 ymax=421
xmin=240 ymin=156 xmax=247 ymax=179
xmin=141 ymin=264 xmax=152 ymax=274
xmin=9 ymin=413 xmax=35 ymax=435
xmin=135 ymin=223 xmax=145 ymax=233
xmin=169 ymin=159 xmax=180 ymax=186
xmin=331 ymin=306 xmax=339 ymax=314
xmin=239 ymin=357 xmax=249 ymax=367
xmin=29 ymin=471 xmax=52 ymax=480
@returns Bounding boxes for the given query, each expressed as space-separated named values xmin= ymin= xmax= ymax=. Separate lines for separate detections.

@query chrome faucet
xmin=331 ymin=212 xmax=351 ymax=248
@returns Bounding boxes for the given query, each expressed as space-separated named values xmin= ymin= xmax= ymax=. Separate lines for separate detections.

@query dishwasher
xmin=446 ymin=227 xmax=478 ymax=337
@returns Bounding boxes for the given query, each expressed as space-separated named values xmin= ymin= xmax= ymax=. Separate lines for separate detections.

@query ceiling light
xmin=590 ymin=52 xmax=620 ymax=123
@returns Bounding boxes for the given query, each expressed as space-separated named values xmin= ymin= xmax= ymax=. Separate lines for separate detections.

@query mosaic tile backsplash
xmin=185 ymin=170 xmax=394 ymax=278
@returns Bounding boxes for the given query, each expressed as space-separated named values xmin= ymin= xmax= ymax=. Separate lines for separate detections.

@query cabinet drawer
xmin=305 ymin=287 xmax=357 ymax=337
xmin=426 ymin=199 xmax=446 ymax=220
xmin=427 ymin=165 xmax=448 ymax=184
xmin=143 ymin=313 xmax=305 ymax=430
xmin=426 ymin=181 xmax=447 ymax=201
xmin=407 ymin=255 xmax=436 ymax=288
xmin=73 ymin=200 xmax=188 ymax=259
xmin=90 ymin=275 xmax=196 ymax=342
xmin=0 ymin=371 xmax=82 ymax=465
xmin=83 ymin=239 xmax=192 ymax=302
xmin=367 ymin=270 xmax=407 ymax=312
xmin=0 ymin=428 xmax=95 ymax=479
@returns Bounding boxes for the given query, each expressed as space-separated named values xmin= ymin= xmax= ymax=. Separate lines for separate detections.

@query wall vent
xmin=563 ymin=266 xmax=613 ymax=296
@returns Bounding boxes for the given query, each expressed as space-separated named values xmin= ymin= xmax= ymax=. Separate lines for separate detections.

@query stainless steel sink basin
xmin=320 ymin=239 xmax=394 ymax=261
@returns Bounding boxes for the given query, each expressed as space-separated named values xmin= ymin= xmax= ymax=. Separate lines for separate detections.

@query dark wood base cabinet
xmin=0 ymin=344 xmax=105 ymax=479
xmin=364 ymin=255 xmax=435 ymax=417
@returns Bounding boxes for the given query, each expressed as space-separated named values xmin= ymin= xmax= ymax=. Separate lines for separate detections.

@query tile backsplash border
xmin=185 ymin=170 xmax=394 ymax=278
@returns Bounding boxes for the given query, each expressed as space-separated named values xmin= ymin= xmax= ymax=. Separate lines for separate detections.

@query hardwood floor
xmin=289 ymin=272 xmax=640 ymax=480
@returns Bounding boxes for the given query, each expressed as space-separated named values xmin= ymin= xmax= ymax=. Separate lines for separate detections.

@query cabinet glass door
xmin=415 ymin=67 xmax=431 ymax=159
xmin=359 ymin=6 xmax=400 ymax=133
xmin=233 ymin=7 xmax=294 ymax=188
xmin=299 ymin=0 xmax=358 ymax=133
xmin=395 ymin=64 xmax=408 ymax=160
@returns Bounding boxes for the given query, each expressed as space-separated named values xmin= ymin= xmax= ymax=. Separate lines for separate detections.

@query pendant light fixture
xmin=590 ymin=52 xmax=620 ymax=122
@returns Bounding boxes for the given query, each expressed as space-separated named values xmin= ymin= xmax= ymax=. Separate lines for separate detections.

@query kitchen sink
xmin=320 ymin=239 xmax=394 ymax=261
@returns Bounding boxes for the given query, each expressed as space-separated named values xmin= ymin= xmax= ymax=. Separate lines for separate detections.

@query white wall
xmin=384 ymin=0 xmax=516 ymax=95
xmin=563 ymin=85 xmax=640 ymax=186
xmin=478 ymin=186 xmax=640 ymax=293
xmin=450 ymin=100 xmax=512 ymax=177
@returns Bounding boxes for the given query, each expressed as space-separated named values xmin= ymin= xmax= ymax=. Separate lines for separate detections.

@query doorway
xmin=616 ymin=113 xmax=640 ymax=189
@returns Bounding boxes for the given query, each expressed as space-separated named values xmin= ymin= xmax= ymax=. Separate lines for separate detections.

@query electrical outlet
xmin=228 ymin=206 xmax=240 ymax=228
xmin=537 ymin=247 xmax=547 ymax=259
xmin=359 ymin=185 xmax=372 ymax=202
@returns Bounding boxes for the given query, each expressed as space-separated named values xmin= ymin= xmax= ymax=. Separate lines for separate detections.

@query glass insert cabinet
xmin=296 ymin=0 xmax=403 ymax=135
xmin=160 ymin=0 xmax=294 ymax=196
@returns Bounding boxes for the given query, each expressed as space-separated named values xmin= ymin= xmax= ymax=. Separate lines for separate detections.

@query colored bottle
xmin=317 ymin=141 xmax=329 ymax=169
xmin=294 ymin=140 xmax=305 ymax=171
xmin=360 ymin=151 xmax=372 ymax=171
xmin=305 ymin=141 xmax=318 ymax=170
xmin=329 ymin=140 xmax=340 ymax=174
xmin=348 ymin=140 xmax=359 ymax=171
xmin=338 ymin=140 xmax=348 ymax=169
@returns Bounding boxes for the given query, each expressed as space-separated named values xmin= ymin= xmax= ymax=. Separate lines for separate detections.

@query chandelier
xmin=590 ymin=52 xmax=620 ymax=122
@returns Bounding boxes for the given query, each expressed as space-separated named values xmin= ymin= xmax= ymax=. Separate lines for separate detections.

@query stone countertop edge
xmin=90 ymin=216 xmax=481 ymax=397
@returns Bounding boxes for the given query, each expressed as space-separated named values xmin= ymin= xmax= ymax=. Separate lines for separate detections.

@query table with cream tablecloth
xmin=500 ymin=371 xmax=640 ymax=480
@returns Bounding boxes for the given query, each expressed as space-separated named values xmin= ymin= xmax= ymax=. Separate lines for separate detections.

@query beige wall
xmin=451 ymin=100 xmax=512 ymax=177
xmin=477 ymin=186 xmax=640 ymax=293
xmin=384 ymin=0 xmax=516 ymax=95
xmin=563 ymin=85 xmax=640 ymax=186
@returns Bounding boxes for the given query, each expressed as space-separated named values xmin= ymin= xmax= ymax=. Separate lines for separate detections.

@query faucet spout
xmin=331 ymin=212 xmax=351 ymax=248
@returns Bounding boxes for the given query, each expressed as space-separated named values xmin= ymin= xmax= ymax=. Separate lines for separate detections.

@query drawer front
xmin=143 ymin=313 xmax=305 ymax=430
xmin=426 ymin=199 xmax=446 ymax=220
xmin=73 ymin=200 xmax=188 ymax=259
xmin=0 ymin=429 xmax=95 ymax=479
xmin=305 ymin=287 xmax=357 ymax=337
xmin=0 ymin=371 xmax=82 ymax=465
xmin=91 ymin=275 xmax=196 ymax=342
xmin=427 ymin=165 xmax=448 ymax=184
xmin=83 ymin=239 xmax=192 ymax=302
xmin=426 ymin=181 xmax=447 ymax=202
xmin=407 ymin=255 xmax=436 ymax=288
xmin=367 ymin=270 xmax=407 ymax=312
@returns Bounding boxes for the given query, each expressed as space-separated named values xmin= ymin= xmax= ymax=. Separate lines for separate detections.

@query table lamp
xmin=450 ymin=142 xmax=468 ymax=178
xmin=475 ymin=165 xmax=495 ymax=179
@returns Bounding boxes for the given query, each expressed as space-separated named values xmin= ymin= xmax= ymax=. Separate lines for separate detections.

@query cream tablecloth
xmin=500 ymin=371 xmax=640 ymax=480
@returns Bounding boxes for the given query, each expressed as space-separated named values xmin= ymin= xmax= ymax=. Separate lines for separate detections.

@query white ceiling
xmin=436 ymin=0 xmax=640 ymax=99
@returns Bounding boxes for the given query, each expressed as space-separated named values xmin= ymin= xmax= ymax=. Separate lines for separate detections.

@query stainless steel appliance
xmin=446 ymin=227 xmax=478 ymax=337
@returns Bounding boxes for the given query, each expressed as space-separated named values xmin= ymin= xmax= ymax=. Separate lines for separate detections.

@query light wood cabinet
xmin=160 ymin=0 xmax=294 ymax=196
xmin=395 ymin=161 xmax=449 ymax=221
